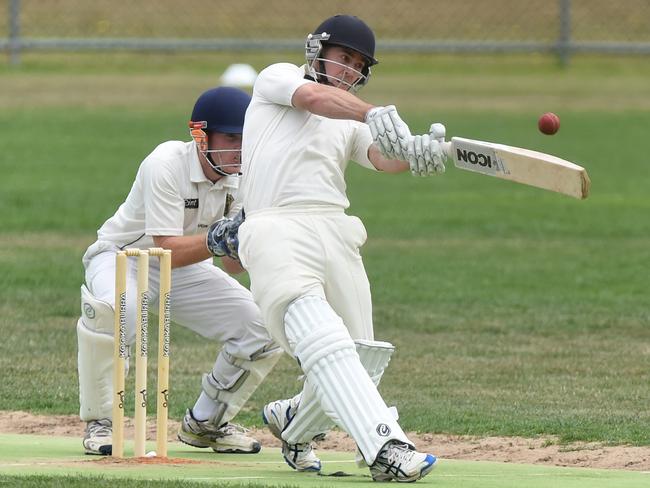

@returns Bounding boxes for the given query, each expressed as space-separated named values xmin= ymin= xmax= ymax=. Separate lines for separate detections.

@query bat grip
xmin=440 ymin=141 xmax=453 ymax=158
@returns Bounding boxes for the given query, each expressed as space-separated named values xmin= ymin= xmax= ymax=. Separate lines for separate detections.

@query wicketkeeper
xmin=76 ymin=86 xmax=282 ymax=455
xmin=213 ymin=14 xmax=447 ymax=483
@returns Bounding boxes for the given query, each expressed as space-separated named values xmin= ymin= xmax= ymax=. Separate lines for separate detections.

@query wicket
xmin=112 ymin=248 xmax=172 ymax=458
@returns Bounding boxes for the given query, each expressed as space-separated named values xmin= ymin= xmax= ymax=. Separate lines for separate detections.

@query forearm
xmin=152 ymin=234 xmax=211 ymax=268
xmin=220 ymin=256 xmax=245 ymax=274
xmin=368 ymin=144 xmax=410 ymax=173
xmin=292 ymin=83 xmax=373 ymax=121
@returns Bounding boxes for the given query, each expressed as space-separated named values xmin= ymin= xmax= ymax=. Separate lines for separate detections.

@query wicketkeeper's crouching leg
xmin=178 ymin=341 xmax=282 ymax=453
xmin=77 ymin=284 xmax=119 ymax=455
xmin=78 ymin=280 xmax=283 ymax=456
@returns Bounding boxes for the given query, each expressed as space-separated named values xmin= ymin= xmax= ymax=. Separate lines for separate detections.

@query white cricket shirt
xmin=240 ymin=63 xmax=375 ymax=213
xmin=96 ymin=141 xmax=240 ymax=250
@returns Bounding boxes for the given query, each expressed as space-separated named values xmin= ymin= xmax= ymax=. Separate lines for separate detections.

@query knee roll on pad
xmin=285 ymin=296 xmax=357 ymax=371
xmin=202 ymin=343 xmax=283 ymax=425
xmin=80 ymin=284 xmax=115 ymax=334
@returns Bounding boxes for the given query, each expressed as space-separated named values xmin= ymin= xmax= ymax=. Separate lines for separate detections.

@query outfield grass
xmin=8 ymin=0 xmax=649 ymax=41
xmin=0 ymin=52 xmax=648 ymax=454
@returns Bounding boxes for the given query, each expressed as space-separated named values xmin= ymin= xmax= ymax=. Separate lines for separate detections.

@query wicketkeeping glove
xmin=365 ymin=105 xmax=412 ymax=161
xmin=206 ymin=208 xmax=245 ymax=261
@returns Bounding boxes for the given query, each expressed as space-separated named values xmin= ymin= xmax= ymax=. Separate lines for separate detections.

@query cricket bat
xmin=440 ymin=137 xmax=591 ymax=199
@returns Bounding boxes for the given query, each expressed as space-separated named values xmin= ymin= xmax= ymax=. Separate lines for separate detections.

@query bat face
xmin=451 ymin=138 xmax=510 ymax=176
xmin=443 ymin=137 xmax=590 ymax=200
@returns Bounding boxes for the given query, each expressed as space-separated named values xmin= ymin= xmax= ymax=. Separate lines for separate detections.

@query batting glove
xmin=407 ymin=136 xmax=446 ymax=176
xmin=406 ymin=122 xmax=448 ymax=176
xmin=365 ymin=105 xmax=412 ymax=161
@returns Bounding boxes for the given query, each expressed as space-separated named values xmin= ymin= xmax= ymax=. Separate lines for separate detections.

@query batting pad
xmin=282 ymin=338 xmax=395 ymax=445
xmin=284 ymin=296 xmax=409 ymax=464
xmin=355 ymin=339 xmax=395 ymax=385
xmin=201 ymin=344 xmax=283 ymax=425
xmin=77 ymin=285 xmax=118 ymax=421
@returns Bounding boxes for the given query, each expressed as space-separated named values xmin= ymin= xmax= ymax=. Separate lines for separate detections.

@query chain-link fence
xmin=2 ymin=0 xmax=650 ymax=64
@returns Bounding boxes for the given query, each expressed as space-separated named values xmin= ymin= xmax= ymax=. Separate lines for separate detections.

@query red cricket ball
xmin=538 ymin=112 xmax=560 ymax=135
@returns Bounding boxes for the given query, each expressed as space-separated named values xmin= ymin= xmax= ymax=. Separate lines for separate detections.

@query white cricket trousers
xmin=78 ymin=241 xmax=271 ymax=421
xmin=238 ymin=206 xmax=374 ymax=352
xmin=239 ymin=206 xmax=412 ymax=464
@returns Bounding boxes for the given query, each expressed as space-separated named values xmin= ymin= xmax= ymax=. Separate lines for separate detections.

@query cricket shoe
xmin=178 ymin=408 xmax=261 ymax=454
xmin=262 ymin=398 xmax=322 ymax=472
xmin=370 ymin=441 xmax=437 ymax=482
xmin=83 ymin=418 xmax=112 ymax=455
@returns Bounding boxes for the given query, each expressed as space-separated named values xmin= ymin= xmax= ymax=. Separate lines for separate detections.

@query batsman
xmin=76 ymin=86 xmax=282 ymax=456
xmin=214 ymin=14 xmax=448 ymax=482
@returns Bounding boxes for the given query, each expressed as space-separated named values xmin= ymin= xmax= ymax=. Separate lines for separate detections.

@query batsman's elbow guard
xmin=206 ymin=209 xmax=245 ymax=261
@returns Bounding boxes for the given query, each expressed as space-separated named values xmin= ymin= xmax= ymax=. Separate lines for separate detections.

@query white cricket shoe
xmin=262 ymin=398 xmax=322 ymax=472
xmin=178 ymin=408 xmax=261 ymax=454
xmin=370 ymin=442 xmax=437 ymax=482
xmin=83 ymin=418 xmax=112 ymax=455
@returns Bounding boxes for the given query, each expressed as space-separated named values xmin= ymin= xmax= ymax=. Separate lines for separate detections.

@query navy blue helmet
xmin=305 ymin=15 xmax=378 ymax=91
xmin=190 ymin=86 xmax=251 ymax=134
xmin=189 ymin=87 xmax=251 ymax=176
xmin=312 ymin=15 xmax=377 ymax=66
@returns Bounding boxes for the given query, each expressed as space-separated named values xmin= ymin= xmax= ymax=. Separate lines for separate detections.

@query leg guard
xmin=355 ymin=339 xmax=395 ymax=386
xmin=200 ymin=343 xmax=282 ymax=426
xmin=77 ymin=285 xmax=120 ymax=421
xmin=284 ymin=295 xmax=409 ymax=465
xmin=282 ymin=339 xmax=395 ymax=445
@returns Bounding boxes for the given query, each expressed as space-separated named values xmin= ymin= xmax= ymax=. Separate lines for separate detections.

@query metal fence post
xmin=558 ymin=0 xmax=571 ymax=66
xmin=9 ymin=0 xmax=21 ymax=65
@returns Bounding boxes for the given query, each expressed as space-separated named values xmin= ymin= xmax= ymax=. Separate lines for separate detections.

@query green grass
xmin=0 ymin=479 xmax=223 ymax=488
xmin=6 ymin=0 xmax=650 ymax=41
xmin=1 ymin=434 xmax=649 ymax=488
xmin=0 ymin=53 xmax=648 ymax=454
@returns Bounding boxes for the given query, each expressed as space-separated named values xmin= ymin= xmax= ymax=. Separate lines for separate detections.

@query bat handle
xmin=440 ymin=141 xmax=453 ymax=158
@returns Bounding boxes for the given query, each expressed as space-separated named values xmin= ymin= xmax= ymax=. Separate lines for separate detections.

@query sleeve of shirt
xmin=141 ymin=157 xmax=185 ymax=236
xmin=254 ymin=63 xmax=313 ymax=107
xmin=349 ymin=122 xmax=377 ymax=171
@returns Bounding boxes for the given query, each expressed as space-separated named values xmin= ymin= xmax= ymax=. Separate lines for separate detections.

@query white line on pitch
xmin=185 ymin=477 xmax=267 ymax=481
